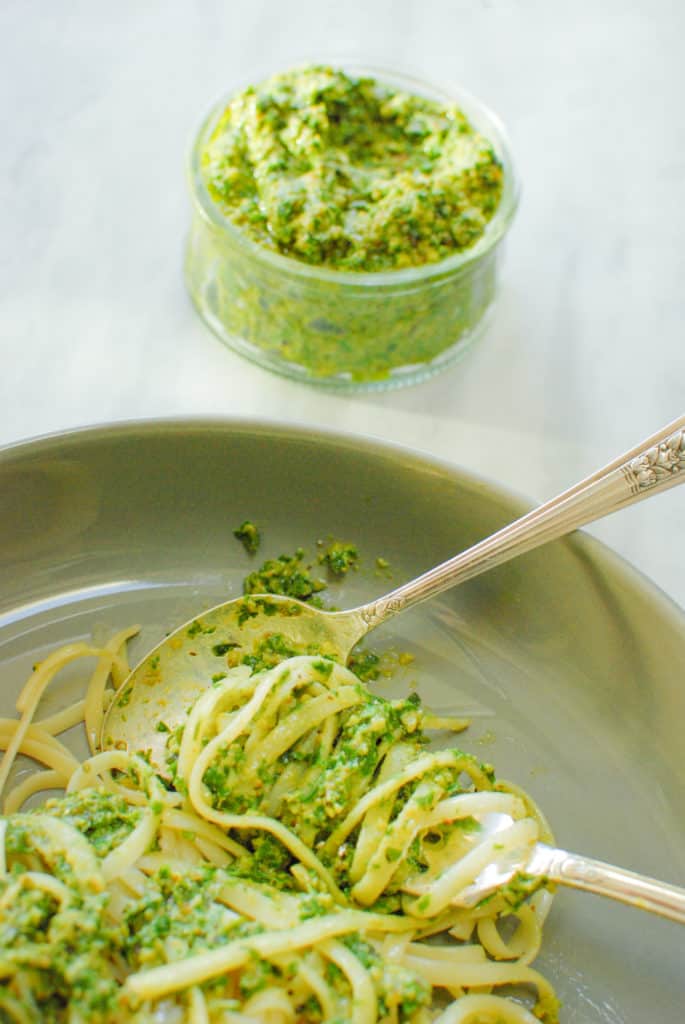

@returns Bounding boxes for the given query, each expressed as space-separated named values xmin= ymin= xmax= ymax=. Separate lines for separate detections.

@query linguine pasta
xmin=0 ymin=631 xmax=560 ymax=1023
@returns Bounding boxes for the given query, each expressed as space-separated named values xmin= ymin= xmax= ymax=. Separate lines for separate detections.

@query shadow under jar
xmin=185 ymin=65 xmax=519 ymax=392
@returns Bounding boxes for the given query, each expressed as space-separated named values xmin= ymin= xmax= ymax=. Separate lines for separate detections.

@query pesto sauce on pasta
xmin=0 ymin=644 xmax=559 ymax=1024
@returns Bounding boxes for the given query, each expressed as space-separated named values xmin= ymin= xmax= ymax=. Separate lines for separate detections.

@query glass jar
xmin=184 ymin=66 xmax=519 ymax=392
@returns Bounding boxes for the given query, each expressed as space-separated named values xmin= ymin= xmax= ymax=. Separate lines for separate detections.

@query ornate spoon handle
xmin=533 ymin=844 xmax=685 ymax=924
xmin=358 ymin=415 xmax=685 ymax=629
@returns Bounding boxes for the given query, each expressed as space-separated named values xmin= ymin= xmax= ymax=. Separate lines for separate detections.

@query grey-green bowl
xmin=1 ymin=418 xmax=683 ymax=1022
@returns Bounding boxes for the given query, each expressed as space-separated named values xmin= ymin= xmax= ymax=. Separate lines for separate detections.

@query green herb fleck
xmin=318 ymin=540 xmax=359 ymax=576
xmin=233 ymin=520 xmax=261 ymax=555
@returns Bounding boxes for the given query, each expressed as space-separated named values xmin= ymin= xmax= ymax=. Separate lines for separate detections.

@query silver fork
xmin=453 ymin=812 xmax=685 ymax=923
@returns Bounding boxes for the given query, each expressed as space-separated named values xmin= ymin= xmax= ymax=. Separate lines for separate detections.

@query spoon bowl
xmin=103 ymin=594 xmax=368 ymax=767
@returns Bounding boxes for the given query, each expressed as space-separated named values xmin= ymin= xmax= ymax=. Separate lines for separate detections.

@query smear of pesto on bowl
xmin=201 ymin=65 xmax=503 ymax=272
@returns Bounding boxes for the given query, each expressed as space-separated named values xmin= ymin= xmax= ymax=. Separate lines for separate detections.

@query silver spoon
xmin=446 ymin=811 xmax=685 ymax=925
xmin=102 ymin=414 xmax=684 ymax=769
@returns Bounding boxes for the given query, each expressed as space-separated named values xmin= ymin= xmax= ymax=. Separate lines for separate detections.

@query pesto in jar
xmin=201 ymin=65 xmax=503 ymax=272
xmin=186 ymin=64 xmax=516 ymax=386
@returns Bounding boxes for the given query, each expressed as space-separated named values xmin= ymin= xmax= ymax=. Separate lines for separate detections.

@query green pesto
xmin=240 ymin=632 xmax=328 ymax=674
xmin=233 ymin=542 xmax=408 ymax=681
xmin=196 ymin=677 xmax=502 ymax=892
xmin=233 ymin=519 xmax=261 ymax=554
xmin=243 ymin=548 xmax=326 ymax=603
xmin=124 ymin=866 xmax=257 ymax=969
xmin=0 ymin=739 xmax=549 ymax=1024
xmin=237 ymin=595 xmax=305 ymax=625
xmin=0 ymin=879 xmax=120 ymax=1020
xmin=212 ymin=640 xmax=240 ymax=656
xmin=2 ymin=804 xmax=126 ymax=1020
xmin=500 ymin=870 xmax=547 ymax=909
xmin=202 ymin=66 xmax=502 ymax=273
xmin=188 ymin=65 xmax=509 ymax=385
xmin=318 ymin=539 xmax=359 ymax=576
xmin=341 ymin=936 xmax=431 ymax=1018
xmin=347 ymin=648 xmax=381 ymax=682
xmin=42 ymin=789 xmax=142 ymax=858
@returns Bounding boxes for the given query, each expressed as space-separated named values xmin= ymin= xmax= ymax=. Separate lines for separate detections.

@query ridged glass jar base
xmin=185 ymin=220 xmax=501 ymax=392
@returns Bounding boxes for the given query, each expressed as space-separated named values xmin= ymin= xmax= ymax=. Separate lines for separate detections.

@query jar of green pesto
xmin=185 ymin=64 xmax=519 ymax=390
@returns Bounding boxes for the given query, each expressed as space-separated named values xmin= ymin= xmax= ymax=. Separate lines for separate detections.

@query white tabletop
xmin=2 ymin=1 xmax=683 ymax=609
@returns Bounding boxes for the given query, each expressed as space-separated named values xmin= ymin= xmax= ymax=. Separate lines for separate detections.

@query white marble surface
xmin=1 ymin=0 xmax=683 ymax=608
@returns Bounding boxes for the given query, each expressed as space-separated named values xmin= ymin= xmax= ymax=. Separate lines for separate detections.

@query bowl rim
xmin=186 ymin=61 xmax=521 ymax=289
xmin=2 ymin=414 xmax=684 ymax=627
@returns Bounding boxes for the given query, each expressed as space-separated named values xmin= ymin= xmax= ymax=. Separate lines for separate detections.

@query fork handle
xmin=358 ymin=415 xmax=685 ymax=629
xmin=539 ymin=843 xmax=685 ymax=924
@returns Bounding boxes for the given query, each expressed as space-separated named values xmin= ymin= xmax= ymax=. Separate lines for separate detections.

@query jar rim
xmin=186 ymin=62 xmax=520 ymax=287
